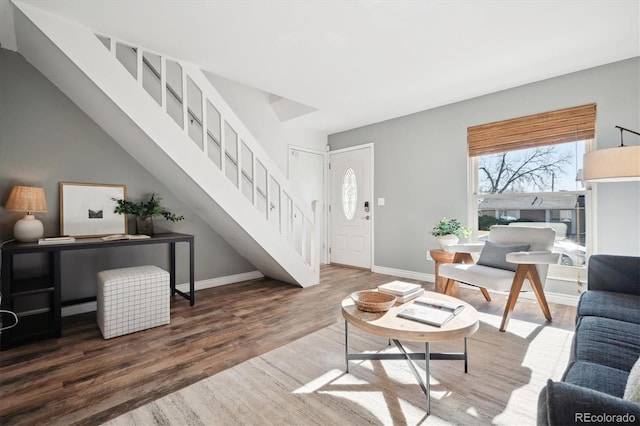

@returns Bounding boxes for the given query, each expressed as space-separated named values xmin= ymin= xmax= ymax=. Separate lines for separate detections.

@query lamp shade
xmin=5 ymin=186 xmax=48 ymax=213
xmin=583 ymin=145 xmax=640 ymax=182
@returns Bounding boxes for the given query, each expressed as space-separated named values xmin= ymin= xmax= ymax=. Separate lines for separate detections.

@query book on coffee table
xmin=378 ymin=281 xmax=422 ymax=297
xmin=394 ymin=288 xmax=424 ymax=303
xmin=397 ymin=296 xmax=465 ymax=327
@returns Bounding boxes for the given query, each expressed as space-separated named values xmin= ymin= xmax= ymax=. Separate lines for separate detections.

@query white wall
xmin=203 ymin=71 xmax=327 ymax=175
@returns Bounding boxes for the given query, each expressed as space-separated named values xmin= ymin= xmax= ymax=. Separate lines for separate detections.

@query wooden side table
xmin=430 ymin=250 xmax=481 ymax=299
xmin=430 ymin=249 xmax=457 ymax=296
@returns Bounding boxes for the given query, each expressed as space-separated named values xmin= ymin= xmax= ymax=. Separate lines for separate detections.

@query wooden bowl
xmin=351 ymin=290 xmax=397 ymax=312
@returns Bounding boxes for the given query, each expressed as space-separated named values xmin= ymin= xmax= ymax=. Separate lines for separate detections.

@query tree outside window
xmin=476 ymin=140 xmax=586 ymax=267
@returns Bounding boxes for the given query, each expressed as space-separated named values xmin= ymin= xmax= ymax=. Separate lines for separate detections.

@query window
xmin=342 ymin=167 xmax=357 ymax=220
xmin=475 ymin=141 xmax=587 ymax=267
xmin=468 ymin=104 xmax=595 ymax=284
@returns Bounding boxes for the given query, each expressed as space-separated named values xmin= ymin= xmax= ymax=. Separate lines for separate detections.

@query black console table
xmin=0 ymin=232 xmax=194 ymax=350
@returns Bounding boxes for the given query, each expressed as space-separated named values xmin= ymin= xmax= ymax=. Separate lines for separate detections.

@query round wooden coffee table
xmin=341 ymin=290 xmax=479 ymax=415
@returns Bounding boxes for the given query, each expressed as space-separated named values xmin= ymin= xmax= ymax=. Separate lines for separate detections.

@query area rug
xmin=105 ymin=312 xmax=573 ymax=425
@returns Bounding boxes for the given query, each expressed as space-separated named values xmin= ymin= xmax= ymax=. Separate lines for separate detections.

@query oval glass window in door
xmin=342 ymin=167 xmax=357 ymax=220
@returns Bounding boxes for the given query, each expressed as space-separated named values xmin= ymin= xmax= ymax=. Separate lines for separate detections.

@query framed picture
xmin=59 ymin=182 xmax=128 ymax=237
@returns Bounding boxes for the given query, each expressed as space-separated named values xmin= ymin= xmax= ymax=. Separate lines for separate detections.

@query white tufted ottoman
xmin=97 ymin=265 xmax=170 ymax=339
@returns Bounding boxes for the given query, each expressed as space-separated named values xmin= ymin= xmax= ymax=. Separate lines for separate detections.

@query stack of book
xmin=377 ymin=281 xmax=424 ymax=303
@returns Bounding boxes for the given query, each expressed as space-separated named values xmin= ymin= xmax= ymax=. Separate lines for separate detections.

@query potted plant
xmin=431 ymin=217 xmax=471 ymax=251
xmin=112 ymin=194 xmax=184 ymax=235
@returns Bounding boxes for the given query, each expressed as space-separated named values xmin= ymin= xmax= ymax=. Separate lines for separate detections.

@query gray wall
xmin=0 ymin=49 xmax=255 ymax=302
xmin=329 ymin=57 xmax=640 ymax=275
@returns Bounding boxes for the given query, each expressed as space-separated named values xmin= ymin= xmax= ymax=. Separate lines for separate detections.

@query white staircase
xmin=12 ymin=1 xmax=319 ymax=286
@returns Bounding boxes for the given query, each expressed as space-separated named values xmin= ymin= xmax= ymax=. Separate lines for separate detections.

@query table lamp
xmin=5 ymin=186 xmax=48 ymax=242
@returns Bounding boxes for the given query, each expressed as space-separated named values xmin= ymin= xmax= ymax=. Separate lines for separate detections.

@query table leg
xmin=434 ymin=262 xmax=445 ymax=293
xmin=189 ymin=239 xmax=195 ymax=306
xmin=169 ymin=242 xmax=176 ymax=296
xmin=425 ymin=342 xmax=431 ymax=415
xmin=464 ymin=337 xmax=468 ymax=373
xmin=344 ymin=320 xmax=349 ymax=373
xmin=392 ymin=339 xmax=430 ymax=415
xmin=168 ymin=240 xmax=195 ymax=306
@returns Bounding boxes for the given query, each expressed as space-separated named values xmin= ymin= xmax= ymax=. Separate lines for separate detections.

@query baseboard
xmin=61 ymin=270 xmax=264 ymax=317
xmin=62 ymin=301 xmax=98 ymax=317
xmin=519 ymin=290 xmax=579 ymax=307
xmin=371 ymin=265 xmax=435 ymax=283
xmin=174 ymin=270 xmax=264 ymax=293
xmin=371 ymin=265 xmax=579 ymax=306
xmin=464 ymin=285 xmax=579 ymax=306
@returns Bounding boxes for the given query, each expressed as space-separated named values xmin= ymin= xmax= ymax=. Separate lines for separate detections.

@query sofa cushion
xmin=476 ymin=241 xmax=530 ymax=272
xmin=577 ymin=290 xmax=640 ymax=324
xmin=563 ymin=361 xmax=629 ymax=398
xmin=538 ymin=379 xmax=640 ymax=426
xmin=439 ymin=263 xmax=517 ymax=292
xmin=587 ymin=254 xmax=640 ymax=295
xmin=572 ymin=316 xmax=640 ymax=372
xmin=625 ymin=356 xmax=640 ymax=403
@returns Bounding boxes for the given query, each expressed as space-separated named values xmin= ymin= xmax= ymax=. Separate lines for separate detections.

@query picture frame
xmin=59 ymin=182 xmax=128 ymax=237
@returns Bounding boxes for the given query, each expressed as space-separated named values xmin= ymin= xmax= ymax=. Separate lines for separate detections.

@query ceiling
xmin=3 ymin=0 xmax=639 ymax=134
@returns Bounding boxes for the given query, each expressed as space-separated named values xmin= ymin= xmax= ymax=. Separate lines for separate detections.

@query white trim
xmin=372 ymin=265 xmax=435 ymax=283
xmin=587 ymin=183 xmax=598 ymax=253
xmin=329 ymin=142 xmax=375 ymax=155
xmin=62 ymin=301 xmax=98 ymax=317
xmin=478 ymin=189 xmax=587 ymax=199
xmin=287 ymin=145 xmax=328 ymax=156
xmin=61 ymin=270 xmax=264 ymax=317
xmin=175 ymin=270 xmax=264 ymax=293
xmin=519 ymin=290 xmax=580 ymax=307
xmin=468 ymin=156 xmax=479 ymax=241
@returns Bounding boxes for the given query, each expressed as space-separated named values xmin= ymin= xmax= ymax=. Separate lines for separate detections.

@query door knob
xmin=362 ymin=215 xmax=370 ymax=220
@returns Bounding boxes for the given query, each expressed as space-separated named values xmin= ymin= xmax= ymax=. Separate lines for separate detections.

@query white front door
xmin=330 ymin=145 xmax=373 ymax=269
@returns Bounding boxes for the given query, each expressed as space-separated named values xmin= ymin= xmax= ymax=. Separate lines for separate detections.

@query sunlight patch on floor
xmin=292 ymin=368 xmax=345 ymax=393
xmin=521 ymin=325 xmax=573 ymax=379
xmin=293 ymin=357 xmax=445 ymax=423
xmin=466 ymin=406 xmax=480 ymax=417
xmin=319 ymin=390 xmax=393 ymax=424
xmin=477 ymin=311 xmax=544 ymax=338
xmin=319 ymin=390 xmax=429 ymax=424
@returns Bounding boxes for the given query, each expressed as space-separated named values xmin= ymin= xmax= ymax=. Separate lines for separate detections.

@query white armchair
xmin=439 ymin=225 xmax=559 ymax=331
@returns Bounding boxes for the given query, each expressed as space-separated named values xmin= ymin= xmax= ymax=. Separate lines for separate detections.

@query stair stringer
xmin=12 ymin=1 xmax=319 ymax=286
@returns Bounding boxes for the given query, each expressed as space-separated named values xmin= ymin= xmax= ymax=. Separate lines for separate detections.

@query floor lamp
xmin=583 ymin=126 xmax=640 ymax=182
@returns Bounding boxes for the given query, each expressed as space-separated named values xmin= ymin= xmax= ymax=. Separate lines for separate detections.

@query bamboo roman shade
xmin=468 ymin=103 xmax=596 ymax=157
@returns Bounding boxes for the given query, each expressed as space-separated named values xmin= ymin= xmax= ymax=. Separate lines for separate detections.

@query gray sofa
xmin=538 ymin=254 xmax=640 ymax=425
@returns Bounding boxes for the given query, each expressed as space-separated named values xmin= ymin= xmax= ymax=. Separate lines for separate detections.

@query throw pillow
xmin=624 ymin=356 xmax=640 ymax=403
xmin=476 ymin=241 xmax=530 ymax=272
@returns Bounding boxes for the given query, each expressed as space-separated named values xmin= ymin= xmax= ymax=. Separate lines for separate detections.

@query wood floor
xmin=0 ymin=265 xmax=576 ymax=425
